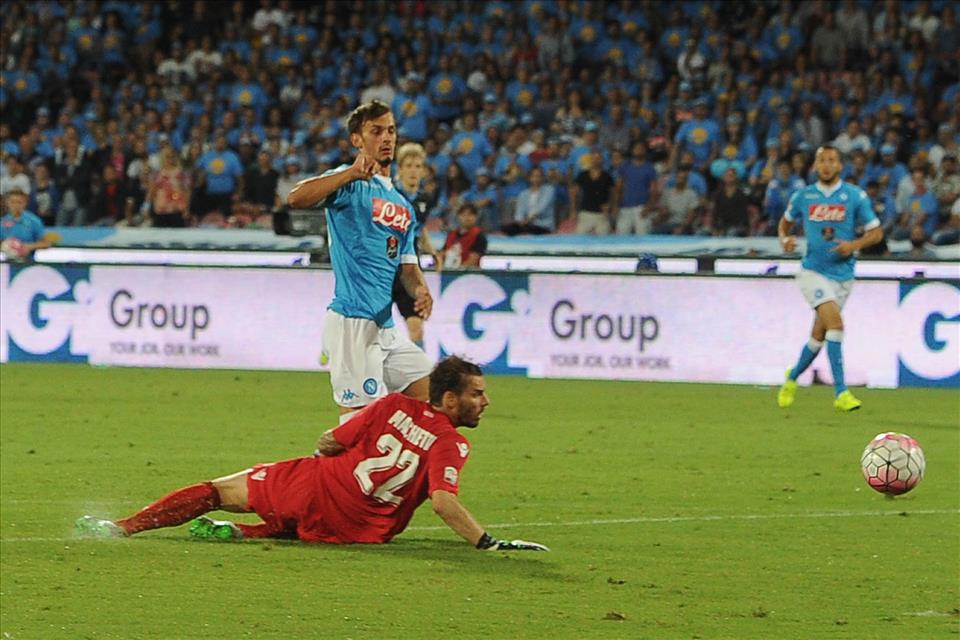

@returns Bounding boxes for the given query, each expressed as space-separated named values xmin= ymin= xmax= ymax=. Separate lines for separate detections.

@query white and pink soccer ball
xmin=860 ymin=432 xmax=925 ymax=495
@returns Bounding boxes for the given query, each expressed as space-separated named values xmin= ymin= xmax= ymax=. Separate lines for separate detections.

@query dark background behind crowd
xmin=1 ymin=0 xmax=958 ymax=252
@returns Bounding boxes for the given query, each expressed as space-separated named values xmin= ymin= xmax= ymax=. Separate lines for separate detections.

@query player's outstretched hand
xmin=491 ymin=539 xmax=550 ymax=551
xmin=477 ymin=533 xmax=549 ymax=551
xmin=350 ymin=153 xmax=377 ymax=181
xmin=414 ymin=286 xmax=433 ymax=320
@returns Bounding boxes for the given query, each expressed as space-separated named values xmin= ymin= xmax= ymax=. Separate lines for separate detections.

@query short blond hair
xmin=396 ymin=142 xmax=426 ymax=167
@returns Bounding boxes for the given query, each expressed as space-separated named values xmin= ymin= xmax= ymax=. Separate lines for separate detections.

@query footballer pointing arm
xmin=287 ymin=153 xmax=377 ymax=209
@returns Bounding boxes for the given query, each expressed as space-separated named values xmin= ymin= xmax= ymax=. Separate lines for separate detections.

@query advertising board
xmin=2 ymin=264 xmax=956 ymax=388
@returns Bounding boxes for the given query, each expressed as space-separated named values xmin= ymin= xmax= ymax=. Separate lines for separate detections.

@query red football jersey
xmin=302 ymin=393 xmax=471 ymax=543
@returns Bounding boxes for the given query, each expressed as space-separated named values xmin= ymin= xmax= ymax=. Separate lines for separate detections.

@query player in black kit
xmin=392 ymin=142 xmax=441 ymax=349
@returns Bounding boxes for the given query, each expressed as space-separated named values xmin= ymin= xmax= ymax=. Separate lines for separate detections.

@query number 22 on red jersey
xmin=353 ymin=433 xmax=420 ymax=505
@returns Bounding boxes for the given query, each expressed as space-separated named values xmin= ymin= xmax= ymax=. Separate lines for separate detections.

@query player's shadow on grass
xmin=328 ymin=537 xmax=571 ymax=581
xmin=143 ymin=533 xmax=571 ymax=582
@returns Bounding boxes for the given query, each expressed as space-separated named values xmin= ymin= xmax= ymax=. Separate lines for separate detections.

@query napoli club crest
xmin=386 ymin=235 xmax=399 ymax=259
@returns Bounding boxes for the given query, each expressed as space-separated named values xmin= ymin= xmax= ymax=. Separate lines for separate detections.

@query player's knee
xmin=825 ymin=316 xmax=844 ymax=332
xmin=211 ymin=472 xmax=251 ymax=511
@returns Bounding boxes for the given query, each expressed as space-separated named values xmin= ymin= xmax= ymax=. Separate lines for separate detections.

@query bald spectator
xmin=653 ymin=168 xmax=702 ymax=235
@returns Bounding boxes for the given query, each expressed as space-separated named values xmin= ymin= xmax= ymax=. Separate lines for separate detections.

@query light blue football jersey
xmin=321 ymin=166 xmax=418 ymax=326
xmin=783 ymin=181 xmax=879 ymax=281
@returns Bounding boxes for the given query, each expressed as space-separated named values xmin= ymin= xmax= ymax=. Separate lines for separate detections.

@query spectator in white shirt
xmin=156 ymin=43 xmax=195 ymax=84
xmin=186 ymin=36 xmax=223 ymax=77
xmin=833 ymin=119 xmax=872 ymax=160
xmin=928 ymin=124 xmax=959 ymax=172
xmin=501 ymin=167 xmax=556 ymax=235
xmin=252 ymin=1 xmax=290 ymax=32
xmin=908 ymin=0 xmax=940 ymax=43
xmin=1 ymin=156 xmax=31 ymax=196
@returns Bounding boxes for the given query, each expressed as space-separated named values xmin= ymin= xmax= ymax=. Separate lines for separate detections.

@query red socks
xmin=117 ymin=482 xmax=221 ymax=535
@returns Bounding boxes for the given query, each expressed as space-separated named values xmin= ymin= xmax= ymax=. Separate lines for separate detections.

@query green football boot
xmin=189 ymin=516 xmax=243 ymax=541
xmin=75 ymin=516 xmax=126 ymax=538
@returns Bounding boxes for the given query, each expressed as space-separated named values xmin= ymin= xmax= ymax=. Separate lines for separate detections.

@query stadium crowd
xmin=1 ymin=0 xmax=959 ymax=250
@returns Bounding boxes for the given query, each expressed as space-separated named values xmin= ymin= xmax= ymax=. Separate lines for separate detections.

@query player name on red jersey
xmin=372 ymin=198 xmax=412 ymax=232
xmin=807 ymin=204 xmax=847 ymax=222
xmin=387 ymin=409 xmax=438 ymax=450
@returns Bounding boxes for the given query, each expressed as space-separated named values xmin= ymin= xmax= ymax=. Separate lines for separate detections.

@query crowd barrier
xmin=31 ymin=226 xmax=960 ymax=259
xmin=1 ymin=263 xmax=957 ymax=388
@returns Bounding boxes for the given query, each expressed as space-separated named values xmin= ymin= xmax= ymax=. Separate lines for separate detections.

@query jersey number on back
xmin=353 ymin=433 xmax=421 ymax=505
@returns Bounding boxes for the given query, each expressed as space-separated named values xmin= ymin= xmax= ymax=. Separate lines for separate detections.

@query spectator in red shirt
xmin=441 ymin=202 xmax=488 ymax=269
xmin=75 ymin=357 xmax=548 ymax=552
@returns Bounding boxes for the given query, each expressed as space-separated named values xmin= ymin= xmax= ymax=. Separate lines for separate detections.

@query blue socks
xmin=789 ymin=338 xmax=823 ymax=380
xmin=414 ymin=340 xmax=425 ymax=350
xmin=825 ymin=329 xmax=846 ymax=395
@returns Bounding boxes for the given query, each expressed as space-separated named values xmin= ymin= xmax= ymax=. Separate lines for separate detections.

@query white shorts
xmin=796 ymin=269 xmax=854 ymax=310
xmin=322 ymin=310 xmax=433 ymax=408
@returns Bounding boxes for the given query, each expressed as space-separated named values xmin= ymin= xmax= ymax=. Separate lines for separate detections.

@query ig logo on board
xmin=1 ymin=265 xmax=91 ymax=362
xmin=897 ymin=282 xmax=960 ymax=387
xmin=436 ymin=272 xmax=531 ymax=374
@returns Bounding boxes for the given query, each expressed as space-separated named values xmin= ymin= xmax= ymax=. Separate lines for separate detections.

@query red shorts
xmin=245 ymin=455 xmax=407 ymax=544
xmin=245 ymin=457 xmax=337 ymax=542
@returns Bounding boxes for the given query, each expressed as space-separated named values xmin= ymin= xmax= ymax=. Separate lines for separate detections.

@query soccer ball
xmin=860 ymin=432 xmax=925 ymax=495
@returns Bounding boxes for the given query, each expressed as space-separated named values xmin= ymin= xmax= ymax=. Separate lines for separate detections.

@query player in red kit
xmin=75 ymin=357 xmax=548 ymax=551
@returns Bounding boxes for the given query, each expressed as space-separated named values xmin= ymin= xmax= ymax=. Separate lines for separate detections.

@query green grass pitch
xmin=1 ymin=363 xmax=958 ymax=639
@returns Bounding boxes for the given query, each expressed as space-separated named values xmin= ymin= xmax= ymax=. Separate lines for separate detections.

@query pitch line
xmin=0 ymin=508 xmax=956 ymax=543
xmin=406 ymin=508 xmax=960 ymax=532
